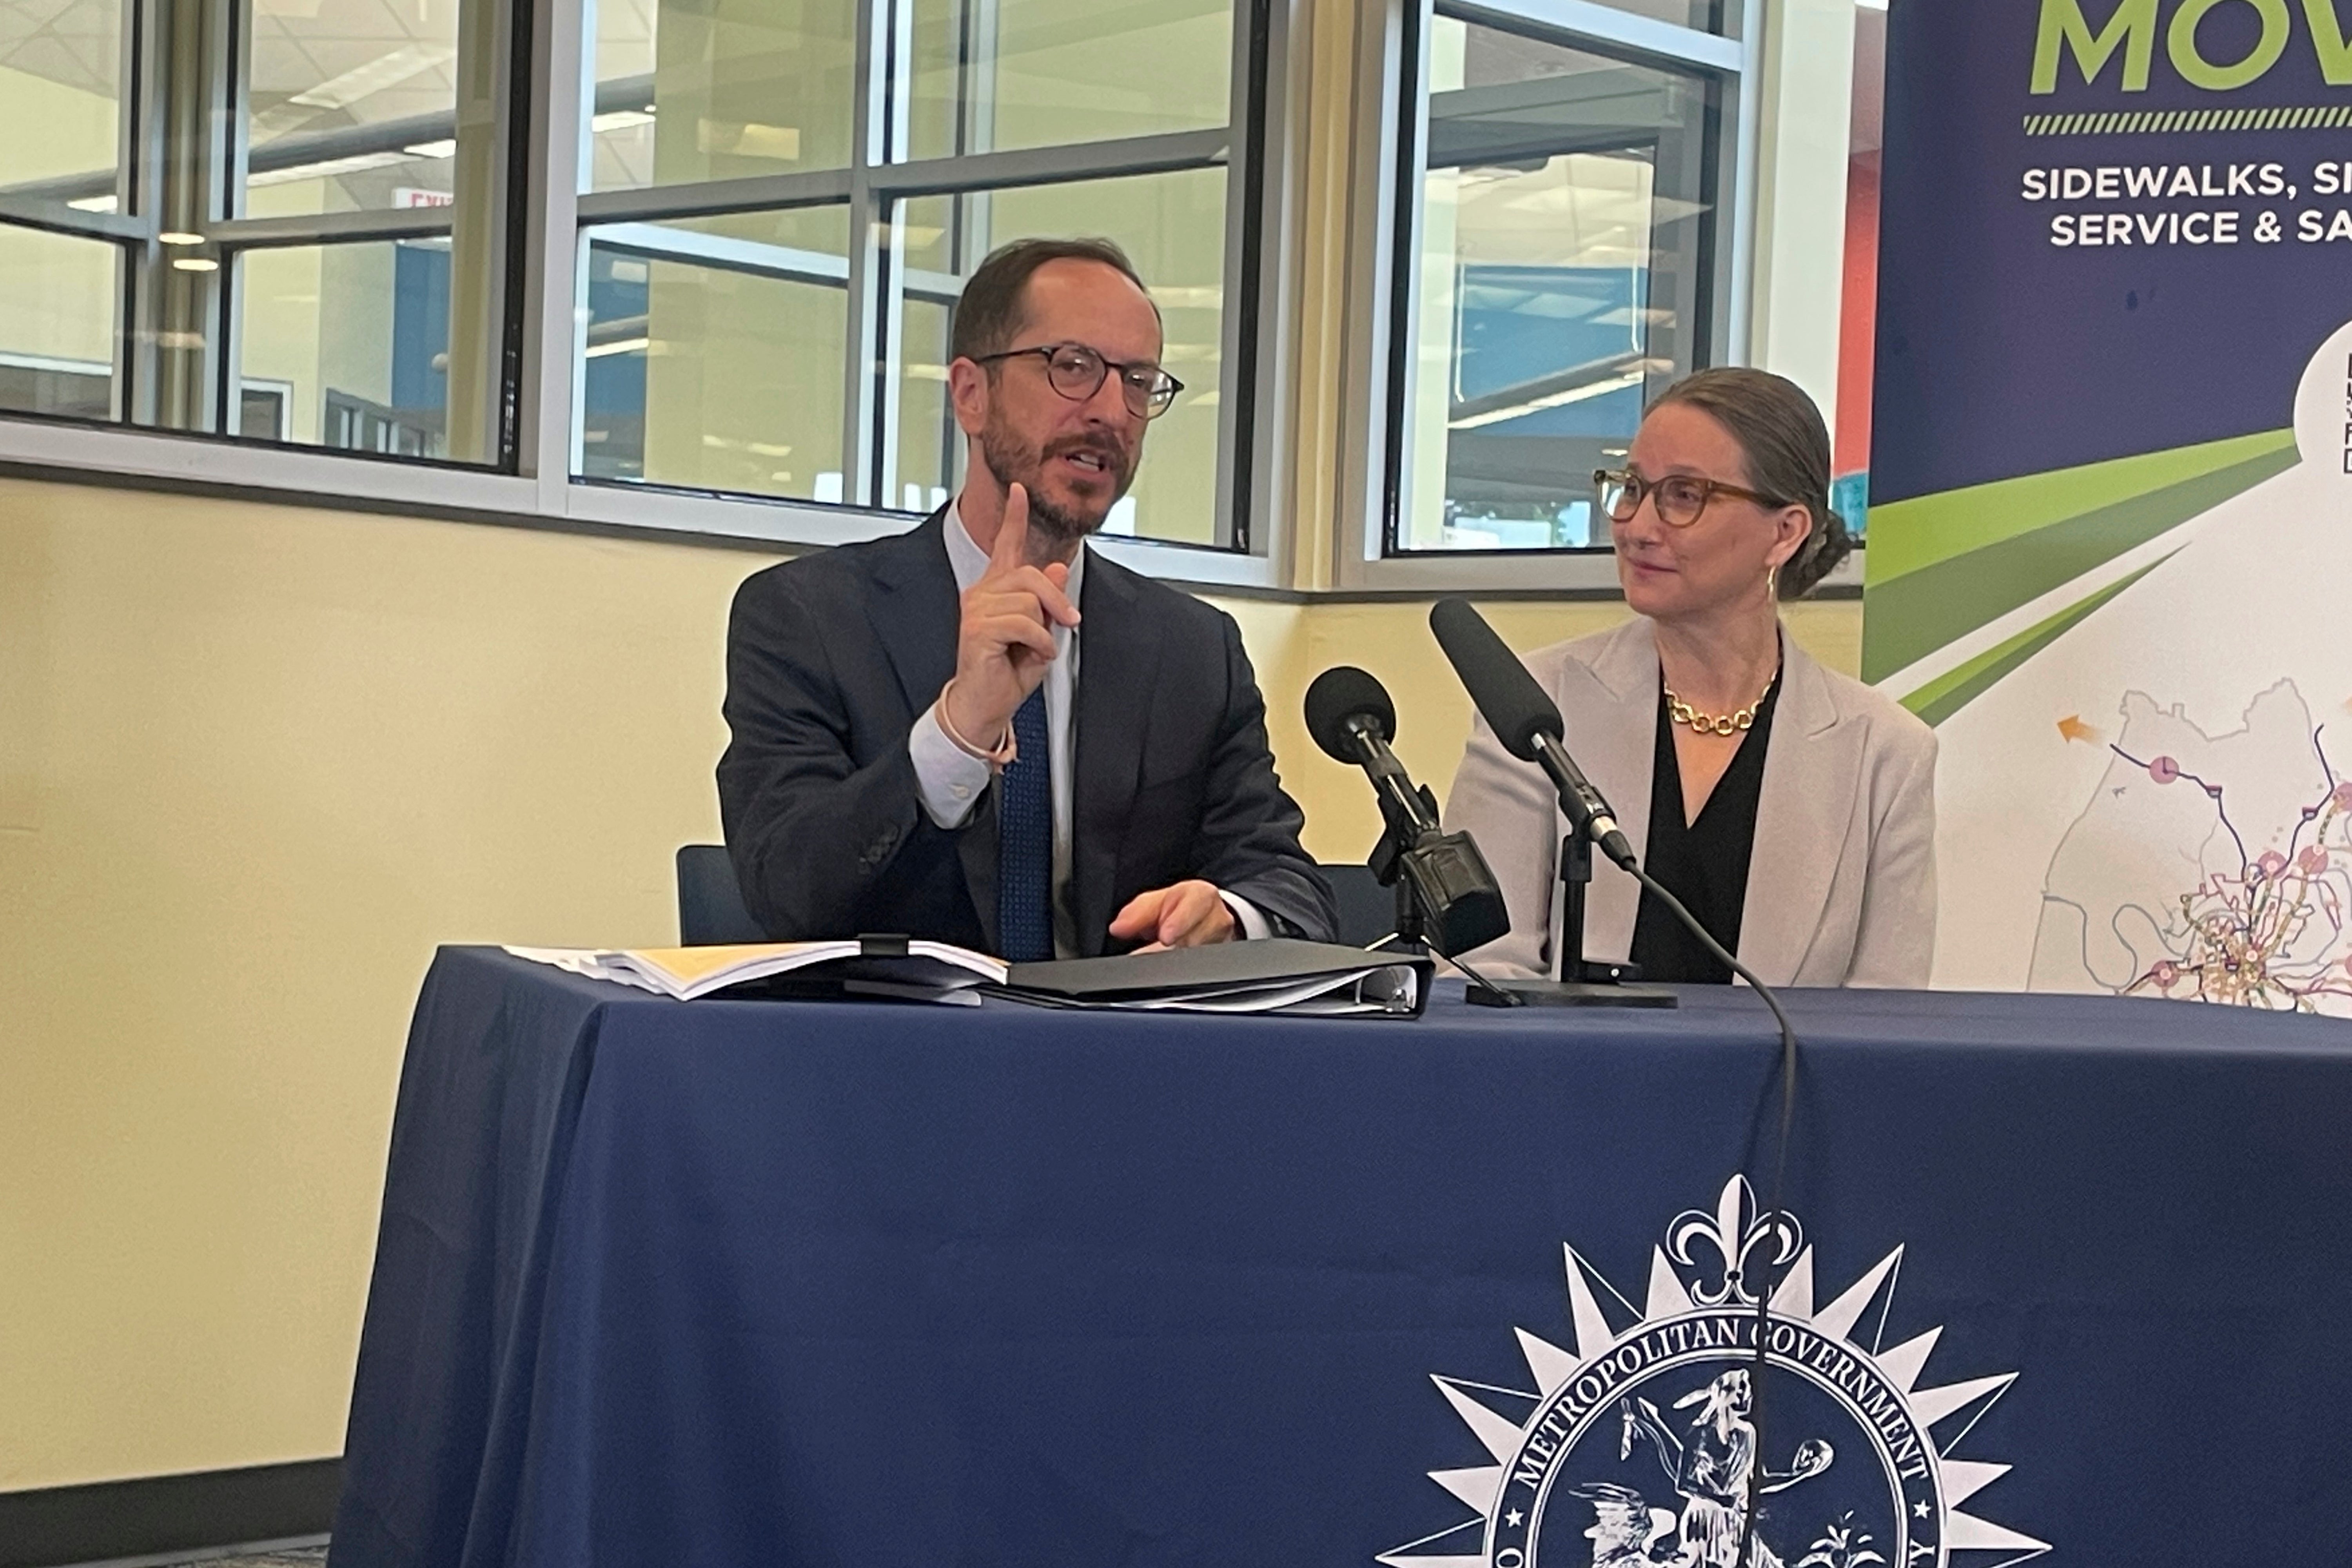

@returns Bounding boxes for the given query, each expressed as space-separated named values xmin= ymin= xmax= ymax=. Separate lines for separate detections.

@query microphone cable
xmin=1622 ymin=863 xmax=1800 ymax=1568
xmin=1359 ymin=932 xmax=1520 ymax=1009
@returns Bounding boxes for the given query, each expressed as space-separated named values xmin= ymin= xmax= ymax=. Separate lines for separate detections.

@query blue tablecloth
xmin=330 ymin=947 xmax=2352 ymax=1568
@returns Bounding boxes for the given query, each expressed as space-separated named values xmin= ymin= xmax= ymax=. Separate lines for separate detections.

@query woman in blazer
xmin=1442 ymin=368 xmax=1936 ymax=988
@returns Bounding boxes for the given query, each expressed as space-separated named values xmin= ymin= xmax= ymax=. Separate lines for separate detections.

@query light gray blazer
xmin=1440 ymin=618 xmax=1938 ymax=988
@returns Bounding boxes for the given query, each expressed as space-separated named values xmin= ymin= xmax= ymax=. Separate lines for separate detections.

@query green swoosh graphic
xmin=1903 ymin=556 xmax=2171 ymax=728
xmin=1864 ymin=428 xmax=2294 ymax=586
xmin=1862 ymin=441 xmax=2297 ymax=684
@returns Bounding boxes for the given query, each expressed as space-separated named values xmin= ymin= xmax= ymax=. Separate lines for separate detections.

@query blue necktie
xmin=997 ymin=687 xmax=1054 ymax=962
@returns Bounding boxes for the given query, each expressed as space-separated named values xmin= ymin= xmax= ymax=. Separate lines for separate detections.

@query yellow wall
xmin=0 ymin=473 xmax=1858 ymax=1489
xmin=0 ymin=479 xmax=743 ymax=1487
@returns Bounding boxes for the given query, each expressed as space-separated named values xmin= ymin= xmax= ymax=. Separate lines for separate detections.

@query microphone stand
xmin=1467 ymin=769 xmax=1675 ymax=1009
xmin=1553 ymin=830 xmax=1643 ymax=987
xmin=1349 ymin=722 xmax=1514 ymax=998
xmin=1365 ymin=809 xmax=1519 ymax=1007
xmin=1365 ymin=819 xmax=1422 ymax=942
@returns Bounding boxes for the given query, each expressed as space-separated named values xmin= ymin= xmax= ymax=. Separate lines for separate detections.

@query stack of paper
xmin=506 ymin=938 xmax=1430 ymax=1018
xmin=505 ymin=940 xmax=1007 ymax=1002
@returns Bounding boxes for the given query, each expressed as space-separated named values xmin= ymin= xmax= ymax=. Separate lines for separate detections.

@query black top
xmin=1630 ymin=677 xmax=1781 ymax=984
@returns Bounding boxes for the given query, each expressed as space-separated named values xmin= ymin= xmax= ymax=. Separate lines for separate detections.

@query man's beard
xmin=979 ymin=417 xmax=1134 ymax=552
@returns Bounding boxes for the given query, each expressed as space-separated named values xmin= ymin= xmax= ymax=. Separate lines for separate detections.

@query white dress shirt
xmin=907 ymin=501 xmax=1270 ymax=956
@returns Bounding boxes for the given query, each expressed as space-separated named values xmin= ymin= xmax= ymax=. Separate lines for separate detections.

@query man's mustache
xmin=1042 ymin=433 xmax=1131 ymax=476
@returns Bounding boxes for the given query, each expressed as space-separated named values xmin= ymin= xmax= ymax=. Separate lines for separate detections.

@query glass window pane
xmin=892 ymin=293 xmax=955 ymax=515
xmin=590 ymin=0 xmax=857 ymax=192
xmin=0 ymin=222 xmax=118 ymax=419
xmin=1396 ymin=20 xmax=1715 ymax=554
xmin=890 ymin=166 xmax=1229 ymax=546
xmin=0 ymin=0 xmax=123 ymax=197
xmin=1459 ymin=0 xmax=1724 ymax=36
xmin=904 ymin=0 xmax=1231 ymax=163
xmin=1576 ymin=0 xmax=1724 ymax=33
xmin=577 ymin=206 xmax=849 ymax=501
xmin=241 ymin=0 xmax=490 ymax=217
xmin=235 ymin=238 xmax=457 ymax=455
xmin=589 ymin=0 xmax=659 ymax=190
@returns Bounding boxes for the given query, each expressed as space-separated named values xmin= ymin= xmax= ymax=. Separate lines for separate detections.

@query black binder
xmin=1000 ymin=939 xmax=1432 ymax=1018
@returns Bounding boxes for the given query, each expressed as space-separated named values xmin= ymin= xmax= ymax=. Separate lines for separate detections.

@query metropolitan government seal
xmin=1381 ymin=1178 xmax=2049 ymax=1568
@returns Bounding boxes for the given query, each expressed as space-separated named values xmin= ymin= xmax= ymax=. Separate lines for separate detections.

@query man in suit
xmin=719 ymin=236 xmax=1334 ymax=958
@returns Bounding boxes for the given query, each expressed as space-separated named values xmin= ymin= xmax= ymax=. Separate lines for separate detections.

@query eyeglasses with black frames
xmin=1593 ymin=468 xmax=1781 ymax=529
xmin=972 ymin=341 xmax=1184 ymax=420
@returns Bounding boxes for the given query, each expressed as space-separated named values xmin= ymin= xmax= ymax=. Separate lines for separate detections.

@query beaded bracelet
xmin=936 ymin=679 xmax=1018 ymax=772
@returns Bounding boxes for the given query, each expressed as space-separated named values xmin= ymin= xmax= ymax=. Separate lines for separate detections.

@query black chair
xmin=1320 ymin=861 xmax=1399 ymax=948
xmin=676 ymin=844 xmax=767 ymax=945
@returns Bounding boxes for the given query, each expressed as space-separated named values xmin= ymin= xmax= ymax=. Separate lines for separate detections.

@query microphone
xmin=1305 ymin=666 xmax=1435 ymax=840
xmin=1426 ymin=598 xmax=1637 ymax=871
xmin=1303 ymin=666 xmax=1508 ymax=958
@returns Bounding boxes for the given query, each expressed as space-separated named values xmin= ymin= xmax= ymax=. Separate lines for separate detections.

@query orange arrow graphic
xmin=2058 ymin=715 xmax=2101 ymax=744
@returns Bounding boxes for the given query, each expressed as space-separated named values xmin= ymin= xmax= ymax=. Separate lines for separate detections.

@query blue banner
xmin=1863 ymin=0 xmax=2352 ymax=1007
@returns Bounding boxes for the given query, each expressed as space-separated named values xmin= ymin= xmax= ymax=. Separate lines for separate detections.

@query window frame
xmin=1332 ymin=0 xmax=1763 ymax=594
xmin=0 ymin=0 xmax=1302 ymax=592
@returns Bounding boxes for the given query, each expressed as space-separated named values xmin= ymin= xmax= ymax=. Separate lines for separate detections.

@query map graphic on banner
xmin=1862 ymin=0 xmax=2352 ymax=1010
xmin=2036 ymin=677 xmax=2352 ymax=1005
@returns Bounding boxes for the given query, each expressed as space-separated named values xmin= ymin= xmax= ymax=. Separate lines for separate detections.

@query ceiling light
xmin=1448 ymin=370 xmax=1645 ymax=431
xmin=171 ymin=256 xmax=221 ymax=272
xmin=248 ymin=151 xmax=412 ymax=187
xmin=287 ymin=44 xmax=454 ymax=111
xmin=402 ymin=139 xmax=458 ymax=158
xmin=159 ymin=230 xmax=204 ymax=245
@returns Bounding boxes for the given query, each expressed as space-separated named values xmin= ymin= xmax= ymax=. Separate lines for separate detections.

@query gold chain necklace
xmin=1663 ymin=668 xmax=1779 ymax=737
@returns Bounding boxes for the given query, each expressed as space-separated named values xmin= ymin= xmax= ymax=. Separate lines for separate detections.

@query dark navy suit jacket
xmin=718 ymin=512 xmax=1335 ymax=955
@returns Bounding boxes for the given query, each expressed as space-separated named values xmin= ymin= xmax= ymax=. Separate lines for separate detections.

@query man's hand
xmin=941 ymin=483 xmax=1080 ymax=747
xmin=1109 ymin=880 xmax=1238 ymax=952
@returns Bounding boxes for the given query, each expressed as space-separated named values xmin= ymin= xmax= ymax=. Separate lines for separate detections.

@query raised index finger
xmin=989 ymin=482 xmax=1031 ymax=572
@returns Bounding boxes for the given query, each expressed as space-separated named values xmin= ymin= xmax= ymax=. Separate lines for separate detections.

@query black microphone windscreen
xmin=1428 ymin=598 xmax=1563 ymax=762
xmin=1303 ymin=666 xmax=1396 ymax=761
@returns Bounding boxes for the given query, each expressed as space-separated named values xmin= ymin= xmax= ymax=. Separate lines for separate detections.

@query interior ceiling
xmin=0 ymin=0 xmax=465 ymax=129
xmin=245 ymin=0 xmax=457 ymax=145
xmin=0 ymin=0 xmax=118 ymax=97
